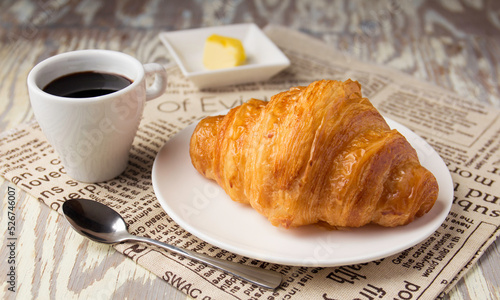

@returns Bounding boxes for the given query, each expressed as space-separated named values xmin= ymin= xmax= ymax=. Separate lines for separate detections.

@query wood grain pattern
xmin=0 ymin=1 xmax=499 ymax=299
xmin=0 ymin=180 xmax=187 ymax=300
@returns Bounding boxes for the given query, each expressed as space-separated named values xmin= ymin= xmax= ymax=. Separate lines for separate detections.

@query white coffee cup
xmin=27 ymin=49 xmax=167 ymax=182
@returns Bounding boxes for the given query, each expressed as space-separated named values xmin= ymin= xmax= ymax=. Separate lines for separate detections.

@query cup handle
xmin=143 ymin=63 xmax=168 ymax=101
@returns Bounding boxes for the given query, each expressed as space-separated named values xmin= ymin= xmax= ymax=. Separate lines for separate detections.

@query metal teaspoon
xmin=62 ymin=198 xmax=282 ymax=290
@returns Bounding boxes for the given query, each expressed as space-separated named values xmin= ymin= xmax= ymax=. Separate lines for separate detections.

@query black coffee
xmin=43 ymin=71 xmax=132 ymax=98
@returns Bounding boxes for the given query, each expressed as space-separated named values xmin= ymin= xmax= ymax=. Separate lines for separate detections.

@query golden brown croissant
xmin=190 ymin=80 xmax=438 ymax=228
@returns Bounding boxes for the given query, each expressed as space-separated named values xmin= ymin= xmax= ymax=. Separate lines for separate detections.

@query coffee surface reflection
xmin=43 ymin=71 xmax=132 ymax=98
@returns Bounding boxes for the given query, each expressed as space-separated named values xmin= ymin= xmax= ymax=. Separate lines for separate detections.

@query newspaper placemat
xmin=1 ymin=26 xmax=499 ymax=299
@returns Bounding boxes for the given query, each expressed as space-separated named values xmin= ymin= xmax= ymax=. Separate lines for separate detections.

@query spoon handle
xmin=126 ymin=235 xmax=282 ymax=290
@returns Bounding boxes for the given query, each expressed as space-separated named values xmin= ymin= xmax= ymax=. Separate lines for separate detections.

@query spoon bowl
xmin=63 ymin=199 xmax=128 ymax=244
xmin=62 ymin=198 xmax=282 ymax=290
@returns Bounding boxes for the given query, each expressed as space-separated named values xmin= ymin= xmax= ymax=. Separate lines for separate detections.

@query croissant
xmin=190 ymin=80 xmax=439 ymax=228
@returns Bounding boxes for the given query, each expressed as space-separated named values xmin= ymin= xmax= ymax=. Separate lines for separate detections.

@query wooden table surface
xmin=1 ymin=1 xmax=499 ymax=299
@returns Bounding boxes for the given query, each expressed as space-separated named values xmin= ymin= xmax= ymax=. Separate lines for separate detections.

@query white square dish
xmin=159 ymin=23 xmax=291 ymax=88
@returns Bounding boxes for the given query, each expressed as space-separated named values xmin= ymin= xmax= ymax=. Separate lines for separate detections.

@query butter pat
xmin=203 ymin=34 xmax=246 ymax=70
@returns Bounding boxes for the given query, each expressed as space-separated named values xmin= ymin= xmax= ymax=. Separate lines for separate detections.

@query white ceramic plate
xmin=158 ymin=24 xmax=290 ymax=88
xmin=151 ymin=115 xmax=453 ymax=267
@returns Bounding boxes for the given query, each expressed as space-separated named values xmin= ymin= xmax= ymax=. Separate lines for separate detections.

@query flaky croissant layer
xmin=190 ymin=80 xmax=439 ymax=228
